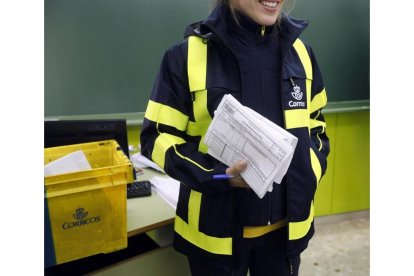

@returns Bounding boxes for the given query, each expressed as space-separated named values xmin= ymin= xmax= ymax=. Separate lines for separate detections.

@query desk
xmin=127 ymin=168 xmax=176 ymax=235
xmin=127 ymin=190 xmax=175 ymax=237
xmin=127 ymin=191 xmax=176 ymax=248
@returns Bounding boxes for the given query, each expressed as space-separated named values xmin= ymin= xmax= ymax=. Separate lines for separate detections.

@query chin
xmin=258 ymin=13 xmax=280 ymax=26
xmin=260 ymin=17 xmax=278 ymax=26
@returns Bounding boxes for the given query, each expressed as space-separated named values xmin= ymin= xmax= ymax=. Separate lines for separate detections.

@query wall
xmin=45 ymin=0 xmax=369 ymax=116
xmin=127 ymin=110 xmax=370 ymax=216
xmin=314 ymin=110 xmax=370 ymax=216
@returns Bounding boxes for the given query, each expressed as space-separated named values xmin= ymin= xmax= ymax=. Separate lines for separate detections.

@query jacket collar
xmin=184 ymin=3 xmax=309 ymax=50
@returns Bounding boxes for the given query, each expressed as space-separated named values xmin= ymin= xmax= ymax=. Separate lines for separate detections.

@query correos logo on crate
xmin=62 ymin=207 xmax=100 ymax=229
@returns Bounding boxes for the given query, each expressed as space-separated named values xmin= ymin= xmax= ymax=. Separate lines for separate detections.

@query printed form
xmin=204 ymin=94 xmax=298 ymax=199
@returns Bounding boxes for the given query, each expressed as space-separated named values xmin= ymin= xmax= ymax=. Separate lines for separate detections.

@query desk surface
xmin=127 ymin=169 xmax=176 ymax=237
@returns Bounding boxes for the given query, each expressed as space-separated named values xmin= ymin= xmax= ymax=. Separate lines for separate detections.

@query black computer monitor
xmin=44 ymin=119 xmax=130 ymax=158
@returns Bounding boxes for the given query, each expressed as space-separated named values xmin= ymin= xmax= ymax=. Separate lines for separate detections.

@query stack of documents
xmin=204 ymin=94 xmax=298 ymax=199
xmin=150 ymin=176 xmax=180 ymax=210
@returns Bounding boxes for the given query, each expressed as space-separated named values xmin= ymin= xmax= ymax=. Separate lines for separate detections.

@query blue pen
xmin=213 ymin=174 xmax=241 ymax=180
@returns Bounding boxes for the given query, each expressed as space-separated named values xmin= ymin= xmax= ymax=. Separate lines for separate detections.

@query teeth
xmin=261 ymin=1 xmax=278 ymax=8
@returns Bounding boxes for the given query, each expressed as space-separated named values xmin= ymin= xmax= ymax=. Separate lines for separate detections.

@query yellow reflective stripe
xmin=316 ymin=129 xmax=325 ymax=151
xmin=186 ymin=120 xmax=211 ymax=153
xmin=187 ymin=37 xmax=212 ymax=153
xmin=174 ymin=189 xmax=232 ymax=255
xmin=174 ymin=216 xmax=233 ymax=255
xmin=153 ymin=132 xmax=213 ymax=171
xmin=144 ymin=100 xmax=189 ymax=131
xmin=284 ymin=109 xmax=309 ymax=129
xmin=192 ymin=89 xmax=209 ymax=121
xmin=310 ymin=110 xmax=325 ymax=151
xmin=310 ymin=148 xmax=322 ymax=184
xmin=289 ymin=202 xmax=314 ymax=240
xmin=286 ymin=39 xmax=321 ymax=236
xmin=286 ymin=39 xmax=312 ymax=132
xmin=310 ymin=118 xmax=326 ymax=130
xmin=188 ymin=190 xmax=201 ymax=227
xmin=152 ymin=133 xmax=186 ymax=169
xmin=243 ymin=219 xmax=287 ymax=238
xmin=173 ymin=147 xmax=214 ymax=172
xmin=188 ymin=36 xmax=207 ymax=92
xmin=153 ymin=132 xmax=214 ymax=172
xmin=192 ymin=89 xmax=212 ymax=153
xmin=310 ymin=88 xmax=327 ymax=114
xmin=293 ymin=39 xmax=312 ymax=80
xmin=187 ymin=121 xmax=208 ymax=136
xmin=198 ymin=140 xmax=209 ymax=153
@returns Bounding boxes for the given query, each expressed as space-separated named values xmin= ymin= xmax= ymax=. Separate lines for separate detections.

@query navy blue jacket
xmin=140 ymin=3 xmax=329 ymax=265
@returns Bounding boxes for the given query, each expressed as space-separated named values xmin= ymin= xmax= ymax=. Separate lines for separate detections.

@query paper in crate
xmin=44 ymin=140 xmax=133 ymax=267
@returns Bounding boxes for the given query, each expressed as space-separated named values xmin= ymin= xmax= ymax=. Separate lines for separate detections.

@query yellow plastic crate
xmin=44 ymin=140 xmax=133 ymax=267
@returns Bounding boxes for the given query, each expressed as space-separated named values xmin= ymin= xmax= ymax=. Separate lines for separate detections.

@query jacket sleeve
xmin=140 ymin=42 xmax=231 ymax=194
xmin=308 ymin=46 xmax=330 ymax=177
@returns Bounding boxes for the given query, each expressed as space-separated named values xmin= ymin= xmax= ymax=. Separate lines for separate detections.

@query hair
xmin=212 ymin=0 xmax=296 ymax=26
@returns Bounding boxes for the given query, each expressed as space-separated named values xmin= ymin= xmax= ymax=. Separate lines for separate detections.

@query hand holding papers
xmin=204 ymin=94 xmax=298 ymax=199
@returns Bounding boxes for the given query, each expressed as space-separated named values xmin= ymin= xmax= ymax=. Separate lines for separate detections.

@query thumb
xmin=226 ymin=160 xmax=247 ymax=176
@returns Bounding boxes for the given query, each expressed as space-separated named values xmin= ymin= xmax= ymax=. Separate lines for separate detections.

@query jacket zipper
xmin=289 ymin=77 xmax=296 ymax=88
xmin=261 ymin=26 xmax=265 ymax=36
xmin=280 ymin=43 xmax=290 ymax=255
xmin=289 ymin=258 xmax=294 ymax=275
xmin=256 ymin=28 xmax=271 ymax=225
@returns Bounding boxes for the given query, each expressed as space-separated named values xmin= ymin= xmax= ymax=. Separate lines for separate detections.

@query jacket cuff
xmin=205 ymin=163 xmax=233 ymax=193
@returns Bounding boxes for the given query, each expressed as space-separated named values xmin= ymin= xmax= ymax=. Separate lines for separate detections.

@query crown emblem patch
xmin=291 ymin=84 xmax=303 ymax=101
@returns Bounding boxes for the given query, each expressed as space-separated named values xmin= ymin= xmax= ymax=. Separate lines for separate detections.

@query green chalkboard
xmin=45 ymin=0 xmax=369 ymax=116
xmin=291 ymin=0 xmax=370 ymax=104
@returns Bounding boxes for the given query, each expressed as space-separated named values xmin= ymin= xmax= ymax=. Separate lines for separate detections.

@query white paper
xmin=44 ymin=150 xmax=92 ymax=176
xmin=204 ymin=94 xmax=298 ymax=199
xmin=150 ymin=176 xmax=180 ymax=210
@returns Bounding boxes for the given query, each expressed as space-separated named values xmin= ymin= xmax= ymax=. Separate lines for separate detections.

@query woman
xmin=140 ymin=0 xmax=329 ymax=275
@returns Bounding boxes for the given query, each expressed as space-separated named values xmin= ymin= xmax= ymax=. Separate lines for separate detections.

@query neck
xmin=230 ymin=8 xmax=275 ymax=35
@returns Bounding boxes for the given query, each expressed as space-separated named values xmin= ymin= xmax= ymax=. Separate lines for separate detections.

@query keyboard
xmin=127 ymin=180 xmax=152 ymax=198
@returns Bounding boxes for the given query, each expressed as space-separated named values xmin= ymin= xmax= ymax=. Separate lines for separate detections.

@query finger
xmin=226 ymin=160 xmax=247 ymax=176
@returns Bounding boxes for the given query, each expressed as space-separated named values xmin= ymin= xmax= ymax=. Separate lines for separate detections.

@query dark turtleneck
xmin=224 ymin=8 xmax=287 ymax=226
xmin=226 ymin=9 xmax=284 ymax=128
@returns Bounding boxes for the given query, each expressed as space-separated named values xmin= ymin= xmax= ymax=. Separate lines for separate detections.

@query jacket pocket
xmin=198 ymin=191 xmax=233 ymax=238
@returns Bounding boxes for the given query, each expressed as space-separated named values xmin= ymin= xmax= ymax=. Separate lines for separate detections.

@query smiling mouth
xmin=259 ymin=1 xmax=279 ymax=8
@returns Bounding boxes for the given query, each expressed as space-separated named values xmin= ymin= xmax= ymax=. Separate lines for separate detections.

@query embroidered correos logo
xmin=291 ymin=84 xmax=303 ymax=101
